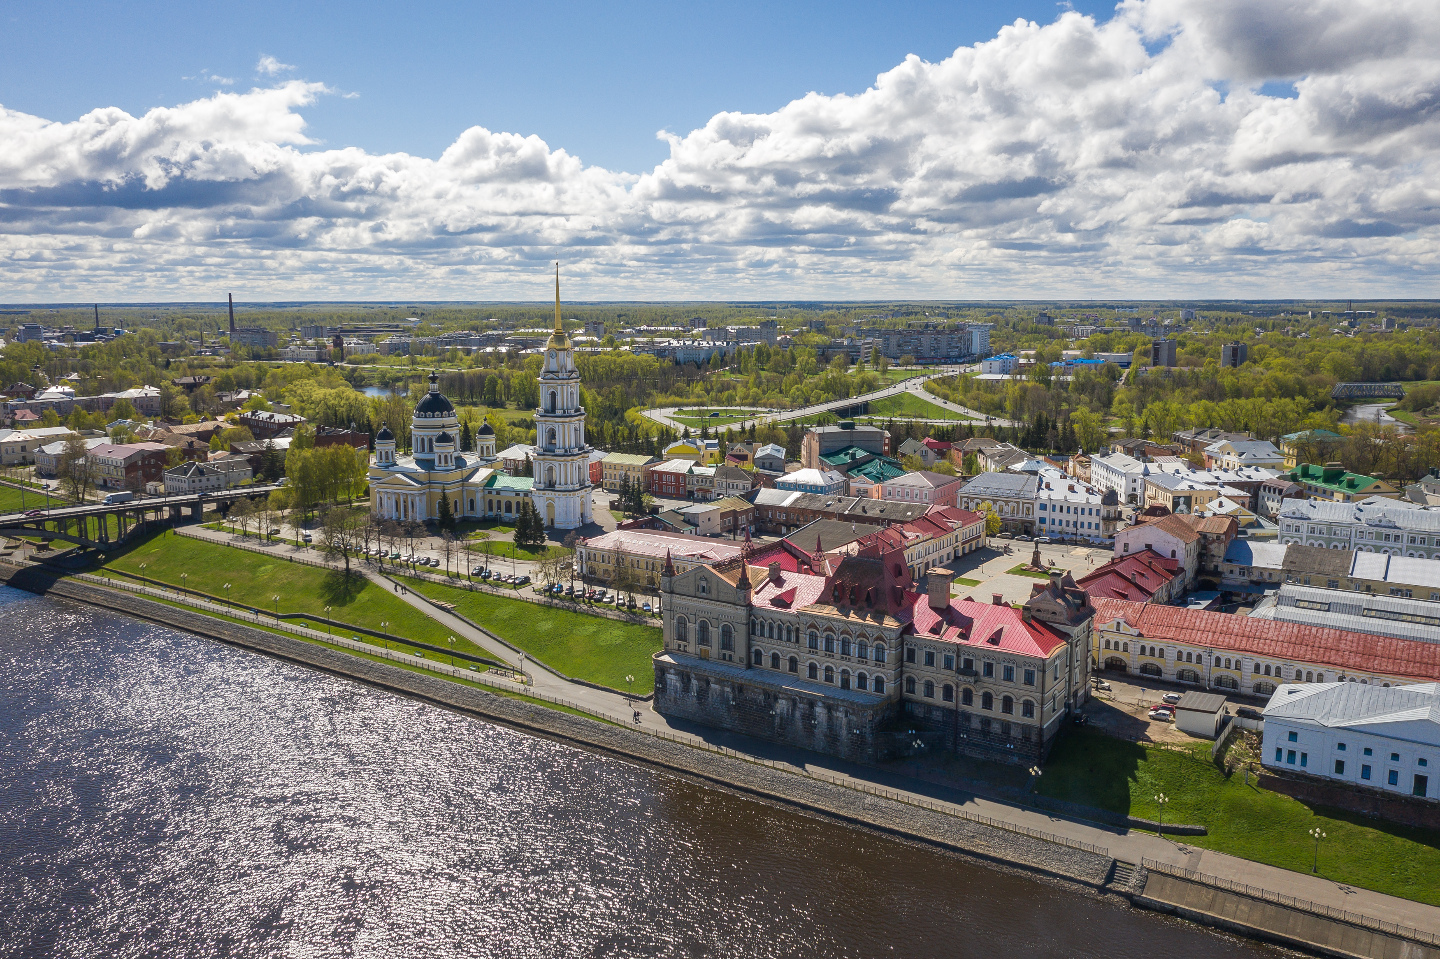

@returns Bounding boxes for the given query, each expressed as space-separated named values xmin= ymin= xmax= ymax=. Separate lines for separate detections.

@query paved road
xmin=137 ymin=525 xmax=1440 ymax=935
xmin=640 ymin=370 xmax=956 ymax=432
xmin=902 ymin=380 xmax=1014 ymax=428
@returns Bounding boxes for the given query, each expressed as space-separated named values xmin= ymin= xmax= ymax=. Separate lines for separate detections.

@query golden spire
xmin=554 ymin=261 xmax=563 ymax=335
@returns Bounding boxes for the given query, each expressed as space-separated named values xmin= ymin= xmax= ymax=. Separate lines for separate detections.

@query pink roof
xmin=1091 ymin=598 xmax=1440 ymax=681
xmin=909 ymin=595 xmax=1068 ymax=658
xmin=922 ymin=437 xmax=953 ymax=452
xmin=750 ymin=569 xmax=830 ymax=612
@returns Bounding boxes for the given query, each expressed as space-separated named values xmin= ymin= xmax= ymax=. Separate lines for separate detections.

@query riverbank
xmin=2 ymin=560 xmax=1437 ymax=957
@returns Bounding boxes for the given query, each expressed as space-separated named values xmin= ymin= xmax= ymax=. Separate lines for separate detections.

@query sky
xmin=1 ymin=0 xmax=1438 ymax=302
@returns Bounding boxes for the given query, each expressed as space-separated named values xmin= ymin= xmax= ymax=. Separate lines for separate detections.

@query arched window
xmin=771 ymin=652 xmax=781 ymax=669
xmin=923 ymin=680 xmax=935 ymax=698
xmin=788 ymin=656 xmax=798 ymax=673
xmin=1305 ymin=670 xmax=1313 ymax=682
xmin=1104 ymin=639 xmax=1111 ymax=650
xmin=1263 ymin=664 xmax=1271 ymax=676
xmin=767 ymin=622 xmax=775 ymax=639
xmin=824 ymin=665 xmax=835 ymax=684
xmin=1001 ymin=695 xmax=1014 ymax=715
xmin=962 ymin=687 xmax=974 ymax=706
xmin=751 ymin=648 xmax=762 ymax=665
xmin=840 ymin=670 xmax=851 ymax=690
xmin=1315 ymin=672 xmax=1324 ymax=683
xmin=750 ymin=618 xmax=757 ymax=636
xmin=807 ymin=630 xmax=818 ymax=649
xmin=1122 ymin=642 xmax=1129 ymax=653
xmin=697 ymin=621 xmax=710 ymax=646
xmin=982 ymin=691 xmax=994 ymax=710
xmin=905 ymin=676 xmax=916 ymax=694
xmin=1140 ymin=663 xmax=1162 ymax=677
xmin=942 ymin=684 xmax=954 ymax=703
xmin=675 ymin=616 xmax=688 ymax=643
xmin=546 ymin=427 xmax=557 ymax=448
xmin=720 ymin=624 xmax=734 ymax=651
xmin=873 ymin=643 xmax=886 ymax=664
xmin=1022 ymin=700 xmax=1035 ymax=719
xmin=857 ymin=642 xmax=869 ymax=661
xmin=546 ymin=390 xmax=557 ymax=413
xmin=1213 ymin=674 xmax=1238 ymax=690
xmin=824 ymin=633 xmax=836 ymax=654
xmin=504 ymin=501 xmax=512 ymax=514
xmin=807 ymin=662 xmax=818 ymax=680
xmin=545 ymin=465 xmax=556 ymax=488
xmin=873 ymin=676 xmax=885 ymax=694
xmin=697 ymin=577 xmax=709 ymax=596
xmin=856 ymin=673 xmax=868 ymax=691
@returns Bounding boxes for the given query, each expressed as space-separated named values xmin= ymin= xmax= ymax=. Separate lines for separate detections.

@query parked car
xmin=1148 ymin=708 xmax=1174 ymax=721
xmin=480 ymin=569 xmax=491 ymax=579
xmin=1092 ymin=678 xmax=1112 ymax=691
xmin=1236 ymin=706 xmax=1264 ymax=721
xmin=1162 ymin=692 xmax=1182 ymax=705
xmin=642 ymin=603 xmax=652 ymax=613
xmin=1015 ymin=535 xmax=1033 ymax=542
xmin=997 ymin=532 xmax=1013 ymax=540
xmin=23 ymin=509 xmax=44 ymax=517
xmin=472 ymin=566 xmax=486 ymax=576
xmin=1035 ymin=536 xmax=1051 ymax=544
xmin=516 ymin=575 xmax=530 ymax=585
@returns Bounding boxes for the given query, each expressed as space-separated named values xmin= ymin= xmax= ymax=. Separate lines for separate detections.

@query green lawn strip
xmin=102 ymin=532 xmax=489 ymax=660
xmin=864 ymin=392 xmax=973 ymax=421
xmin=1006 ymin=564 xmax=1056 ymax=579
xmin=1386 ymin=407 xmax=1420 ymax=427
xmin=463 ymin=538 xmax=571 ymax=561
xmin=955 ymin=577 xmax=982 ymax=587
xmin=0 ymin=485 xmax=69 ymax=513
xmin=1038 ymin=728 xmax=1440 ymax=906
xmin=400 ymin=574 xmax=662 ymax=694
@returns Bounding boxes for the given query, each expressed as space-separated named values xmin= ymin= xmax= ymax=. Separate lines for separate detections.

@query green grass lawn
xmin=955 ymin=577 xmax=982 ymax=587
xmin=0 ymin=484 xmax=67 ymax=513
xmin=462 ymin=537 xmax=572 ymax=562
xmin=401 ymin=575 xmax=662 ymax=694
xmin=864 ymin=392 xmax=974 ymax=421
xmin=669 ymin=407 xmax=762 ymax=428
xmin=102 ymin=532 xmax=488 ymax=658
xmin=1006 ymin=564 xmax=1055 ymax=579
xmin=1039 ymin=728 xmax=1440 ymax=906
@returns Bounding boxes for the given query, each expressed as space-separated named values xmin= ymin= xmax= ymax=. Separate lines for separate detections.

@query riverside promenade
xmin=23 ymin=525 xmax=1440 ymax=948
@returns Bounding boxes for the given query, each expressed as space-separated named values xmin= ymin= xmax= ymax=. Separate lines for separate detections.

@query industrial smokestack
xmin=228 ymin=293 xmax=235 ymax=334
xmin=94 ymin=304 xmax=99 ymax=330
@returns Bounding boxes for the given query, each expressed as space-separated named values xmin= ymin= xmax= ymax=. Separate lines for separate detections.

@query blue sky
xmin=1 ymin=0 xmax=1115 ymax=174
xmin=0 ymin=0 xmax=1436 ymax=301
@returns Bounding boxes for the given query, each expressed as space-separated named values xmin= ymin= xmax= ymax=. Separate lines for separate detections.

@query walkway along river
xmin=0 ymin=586 xmax=1286 ymax=959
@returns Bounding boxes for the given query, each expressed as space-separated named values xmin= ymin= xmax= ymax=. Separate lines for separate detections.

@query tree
xmin=320 ymin=506 xmax=363 ymax=576
xmin=515 ymin=499 xmax=546 ymax=550
xmin=439 ymin=531 xmax=458 ymax=576
xmin=962 ymin=452 xmax=979 ymax=476
xmin=231 ymin=498 xmax=255 ymax=537
xmin=978 ymin=502 xmax=1002 ymax=537
xmin=58 ymin=435 xmax=93 ymax=503
xmin=1069 ymin=407 xmax=1106 ymax=454
xmin=437 ymin=493 xmax=456 ymax=532
xmin=108 ymin=397 xmax=137 ymax=422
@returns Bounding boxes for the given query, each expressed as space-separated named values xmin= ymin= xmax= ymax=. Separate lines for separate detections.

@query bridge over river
xmin=0 ymin=485 xmax=281 ymax=551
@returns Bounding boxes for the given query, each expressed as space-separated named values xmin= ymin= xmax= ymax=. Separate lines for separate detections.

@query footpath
xmin=13 ymin=530 xmax=1440 ymax=954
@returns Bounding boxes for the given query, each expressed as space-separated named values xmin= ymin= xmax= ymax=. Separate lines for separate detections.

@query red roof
xmin=910 ymin=594 xmax=1068 ymax=658
xmin=1077 ymin=549 xmax=1179 ymax=601
xmin=1091 ymin=598 xmax=1440 ymax=681
xmin=922 ymin=437 xmax=953 ymax=452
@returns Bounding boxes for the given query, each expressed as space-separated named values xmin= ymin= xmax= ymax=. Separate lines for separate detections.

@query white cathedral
xmin=368 ymin=265 xmax=594 ymax=530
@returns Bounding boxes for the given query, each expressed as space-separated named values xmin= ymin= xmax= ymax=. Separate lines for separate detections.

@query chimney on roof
xmin=928 ymin=567 xmax=955 ymax=611
xmin=768 ymin=562 xmax=781 ymax=583
xmin=1048 ymin=569 xmax=1063 ymax=593
xmin=991 ymin=592 xmax=1004 ymax=606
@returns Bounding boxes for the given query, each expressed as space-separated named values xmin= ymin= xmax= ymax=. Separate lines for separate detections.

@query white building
xmin=979 ymin=353 xmax=1019 ymax=375
xmin=163 ymin=460 xmax=250 ymax=494
xmin=1089 ymin=451 xmax=1165 ymax=505
xmin=775 ymin=468 xmax=847 ymax=496
xmin=1203 ymin=438 xmax=1286 ymax=470
xmin=0 ymin=426 xmax=78 ymax=465
xmin=1034 ymin=470 xmax=1110 ymax=543
xmin=1261 ymin=682 xmax=1438 ymax=801
xmin=530 ymin=267 xmax=593 ymax=530
xmin=1279 ymin=499 xmax=1440 ymax=560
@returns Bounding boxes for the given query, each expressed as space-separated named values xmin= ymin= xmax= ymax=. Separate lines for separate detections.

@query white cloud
xmin=256 ymin=54 xmax=295 ymax=77
xmin=3 ymin=0 xmax=1440 ymax=299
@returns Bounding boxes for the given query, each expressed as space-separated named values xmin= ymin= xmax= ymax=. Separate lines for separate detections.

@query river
xmin=1340 ymin=402 xmax=1413 ymax=433
xmin=0 ymin=586 xmax=1284 ymax=958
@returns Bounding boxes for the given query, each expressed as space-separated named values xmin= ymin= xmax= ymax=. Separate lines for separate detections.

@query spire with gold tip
xmin=546 ymin=261 xmax=571 ymax=350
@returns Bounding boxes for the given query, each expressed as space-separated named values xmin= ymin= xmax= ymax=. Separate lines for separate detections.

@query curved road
xmin=643 ymin=368 xmax=1015 ymax=432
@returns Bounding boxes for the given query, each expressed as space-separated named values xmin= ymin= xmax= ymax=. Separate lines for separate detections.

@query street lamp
xmin=324 ymin=606 xmax=332 ymax=635
xmin=1309 ymin=827 xmax=1326 ymax=873
xmin=179 ymin=572 xmax=187 ymax=595
xmin=447 ymin=635 xmax=455 ymax=667
xmin=222 ymin=582 xmax=231 ymax=606
xmin=272 ymin=595 xmax=280 ymax=619
xmin=1154 ymin=793 xmax=1169 ymax=839
xmin=1029 ymin=765 xmax=1043 ymax=792
xmin=380 ymin=622 xmax=389 ymax=651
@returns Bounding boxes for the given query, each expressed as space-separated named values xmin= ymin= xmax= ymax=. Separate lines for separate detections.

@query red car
xmin=24 ymin=509 xmax=44 ymax=517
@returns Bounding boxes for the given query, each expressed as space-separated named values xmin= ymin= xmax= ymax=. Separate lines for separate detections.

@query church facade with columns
xmin=367 ymin=265 xmax=592 ymax=531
